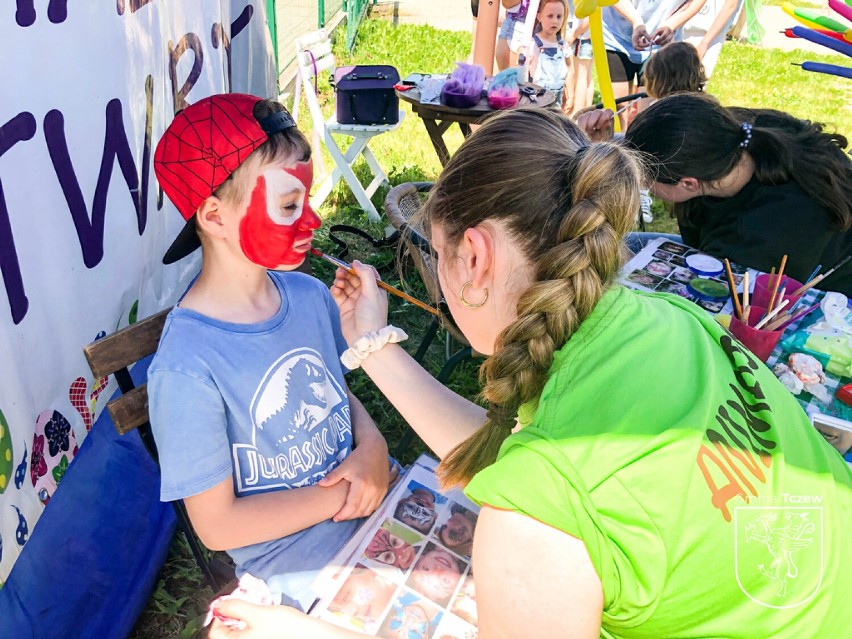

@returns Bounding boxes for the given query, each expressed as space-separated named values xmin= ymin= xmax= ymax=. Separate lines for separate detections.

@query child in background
xmin=528 ymin=0 xmax=573 ymax=108
xmin=640 ymin=41 xmax=707 ymax=102
xmin=149 ymin=93 xmax=395 ymax=611
xmin=496 ymin=0 xmax=532 ymax=70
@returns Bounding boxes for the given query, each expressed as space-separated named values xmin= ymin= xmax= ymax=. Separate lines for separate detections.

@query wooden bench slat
xmin=106 ymin=384 xmax=150 ymax=435
xmin=83 ymin=308 xmax=171 ymax=378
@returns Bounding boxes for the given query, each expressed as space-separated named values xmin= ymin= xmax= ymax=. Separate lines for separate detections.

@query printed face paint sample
xmin=239 ymin=161 xmax=321 ymax=268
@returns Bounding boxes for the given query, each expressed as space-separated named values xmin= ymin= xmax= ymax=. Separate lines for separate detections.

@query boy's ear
xmin=195 ymin=197 xmax=228 ymax=239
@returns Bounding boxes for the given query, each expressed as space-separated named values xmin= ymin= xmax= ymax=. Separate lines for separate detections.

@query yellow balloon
xmin=587 ymin=10 xmax=620 ymax=132
xmin=575 ymin=0 xmax=618 ymax=19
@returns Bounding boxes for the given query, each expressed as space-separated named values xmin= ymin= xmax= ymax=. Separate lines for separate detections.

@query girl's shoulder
xmin=533 ymin=34 xmax=562 ymax=48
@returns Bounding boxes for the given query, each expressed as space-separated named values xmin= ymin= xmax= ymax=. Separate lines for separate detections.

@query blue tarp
xmin=0 ymin=357 xmax=175 ymax=639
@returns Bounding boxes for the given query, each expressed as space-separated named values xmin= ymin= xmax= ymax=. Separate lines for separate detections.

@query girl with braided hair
xmin=208 ymin=108 xmax=850 ymax=639
xmin=624 ymin=92 xmax=852 ymax=295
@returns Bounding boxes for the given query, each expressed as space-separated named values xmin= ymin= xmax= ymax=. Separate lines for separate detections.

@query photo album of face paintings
xmin=310 ymin=455 xmax=480 ymax=639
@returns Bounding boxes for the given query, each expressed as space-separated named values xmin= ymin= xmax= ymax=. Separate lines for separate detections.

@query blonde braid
xmin=438 ymin=141 xmax=642 ymax=488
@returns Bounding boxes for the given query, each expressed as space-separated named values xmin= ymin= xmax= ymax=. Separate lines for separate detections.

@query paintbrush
xmin=754 ymin=299 xmax=789 ymax=330
xmin=311 ymin=249 xmax=439 ymax=316
xmin=742 ymin=271 xmax=750 ymax=321
xmin=786 ymin=264 xmax=823 ymax=315
xmin=765 ymin=302 xmax=820 ymax=332
xmin=771 ymin=284 xmax=787 ymax=315
xmin=791 ymin=255 xmax=852 ymax=296
xmin=766 ymin=255 xmax=787 ymax=313
xmin=804 ymin=264 xmax=823 ymax=286
xmin=725 ymin=259 xmax=743 ymax=320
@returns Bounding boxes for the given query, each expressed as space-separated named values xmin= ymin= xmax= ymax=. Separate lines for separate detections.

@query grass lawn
xmin=129 ymin=15 xmax=851 ymax=639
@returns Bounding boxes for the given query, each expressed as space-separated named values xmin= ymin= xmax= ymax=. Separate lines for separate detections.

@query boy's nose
xmin=299 ymin=205 xmax=322 ymax=231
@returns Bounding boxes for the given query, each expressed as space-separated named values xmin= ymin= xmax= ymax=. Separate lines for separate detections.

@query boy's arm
xmin=184 ymin=474 xmax=350 ymax=551
xmin=184 ymin=390 xmax=390 ymax=550
xmin=318 ymin=389 xmax=392 ymax=522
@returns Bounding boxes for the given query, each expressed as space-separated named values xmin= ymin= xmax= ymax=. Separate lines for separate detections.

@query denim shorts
xmin=498 ymin=16 xmax=528 ymax=51
xmin=574 ymin=39 xmax=593 ymax=59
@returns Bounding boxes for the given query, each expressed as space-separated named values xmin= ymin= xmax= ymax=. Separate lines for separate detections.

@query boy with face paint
xmin=148 ymin=94 xmax=395 ymax=610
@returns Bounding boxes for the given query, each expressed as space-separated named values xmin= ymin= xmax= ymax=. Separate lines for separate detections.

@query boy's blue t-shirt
xmin=148 ymin=271 xmax=361 ymax=609
xmin=602 ymin=0 xmax=685 ymax=63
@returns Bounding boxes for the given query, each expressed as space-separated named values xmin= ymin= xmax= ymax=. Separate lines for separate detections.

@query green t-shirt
xmin=466 ymin=286 xmax=851 ymax=638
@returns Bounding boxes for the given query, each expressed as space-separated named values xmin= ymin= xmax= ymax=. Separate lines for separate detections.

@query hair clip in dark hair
xmin=259 ymin=111 xmax=296 ymax=135
xmin=739 ymin=122 xmax=753 ymax=149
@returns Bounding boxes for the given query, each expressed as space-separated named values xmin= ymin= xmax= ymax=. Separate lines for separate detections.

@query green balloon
xmin=795 ymin=7 xmax=848 ymax=32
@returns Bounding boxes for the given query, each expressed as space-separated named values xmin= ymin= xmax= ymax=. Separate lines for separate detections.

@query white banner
xmin=0 ymin=0 xmax=276 ymax=580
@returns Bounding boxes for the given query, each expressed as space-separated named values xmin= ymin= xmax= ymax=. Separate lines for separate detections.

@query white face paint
xmin=263 ymin=168 xmax=305 ymax=226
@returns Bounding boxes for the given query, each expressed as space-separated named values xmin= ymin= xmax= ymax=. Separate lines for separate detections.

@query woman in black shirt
xmin=625 ymin=93 xmax=852 ymax=295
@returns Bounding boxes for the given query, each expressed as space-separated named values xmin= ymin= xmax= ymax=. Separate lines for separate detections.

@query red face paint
xmin=239 ymin=161 xmax=321 ymax=268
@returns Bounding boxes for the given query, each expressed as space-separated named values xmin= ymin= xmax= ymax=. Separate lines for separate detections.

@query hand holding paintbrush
xmin=311 ymin=249 xmax=439 ymax=316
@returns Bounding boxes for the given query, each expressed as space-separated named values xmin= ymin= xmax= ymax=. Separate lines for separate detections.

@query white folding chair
xmin=292 ymin=30 xmax=404 ymax=221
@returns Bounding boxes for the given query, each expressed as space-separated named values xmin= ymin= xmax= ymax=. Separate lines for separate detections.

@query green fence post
xmin=318 ymin=0 xmax=325 ymax=28
xmin=266 ymin=0 xmax=278 ymax=79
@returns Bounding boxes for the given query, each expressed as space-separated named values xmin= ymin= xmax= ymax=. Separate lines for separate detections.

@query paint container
xmin=685 ymin=253 xmax=724 ymax=278
xmin=687 ymin=277 xmax=729 ymax=304
xmin=728 ymin=306 xmax=784 ymax=362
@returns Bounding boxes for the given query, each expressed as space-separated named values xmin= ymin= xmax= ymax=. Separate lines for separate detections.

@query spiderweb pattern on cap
xmin=154 ymin=94 xmax=266 ymax=220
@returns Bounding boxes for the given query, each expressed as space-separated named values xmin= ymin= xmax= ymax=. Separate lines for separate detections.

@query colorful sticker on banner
xmin=30 ymin=434 xmax=47 ymax=487
xmin=52 ymin=455 xmax=69 ymax=484
xmin=70 ymin=377 xmax=93 ymax=431
xmin=90 ymin=375 xmax=109 ymax=417
xmin=14 ymin=443 xmax=27 ymax=489
xmin=12 ymin=505 xmax=28 ymax=546
xmin=71 ymin=372 xmax=110 ymax=433
xmin=0 ymin=409 xmax=11 ymax=493
xmin=31 ymin=409 xmax=78 ymax=502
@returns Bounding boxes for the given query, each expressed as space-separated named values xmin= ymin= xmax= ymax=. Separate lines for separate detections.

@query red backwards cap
xmin=154 ymin=93 xmax=296 ymax=264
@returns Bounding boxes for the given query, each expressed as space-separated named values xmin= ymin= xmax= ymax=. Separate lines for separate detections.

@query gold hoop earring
xmin=459 ymin=281 xmax=488 ymax=308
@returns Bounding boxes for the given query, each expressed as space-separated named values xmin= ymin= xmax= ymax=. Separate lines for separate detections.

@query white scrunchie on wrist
xmin=341 ymin=325 xmax=408 ymax=370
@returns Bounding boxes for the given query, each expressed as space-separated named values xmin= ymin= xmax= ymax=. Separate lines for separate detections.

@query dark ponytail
xmin=627 ymin=93 xmax=851 ymax=230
